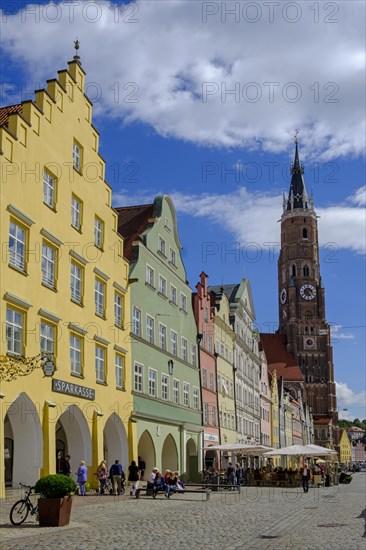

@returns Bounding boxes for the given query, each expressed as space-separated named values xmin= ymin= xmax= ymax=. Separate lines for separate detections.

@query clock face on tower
xmin=304 ymin=337 xmax=316 ymax=349
xmin=280 ymin=288 xmax=287 ymax=304
xmin=300 ymin=284 xmax=316 ymax=301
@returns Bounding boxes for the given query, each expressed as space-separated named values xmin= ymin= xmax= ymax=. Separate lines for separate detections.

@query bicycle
xmin=10 ymin=483 xmax=39 ymax=525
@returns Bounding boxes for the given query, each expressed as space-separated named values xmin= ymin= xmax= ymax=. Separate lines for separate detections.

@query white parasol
xmin=263 ymin=444 xmax=334 ymax=457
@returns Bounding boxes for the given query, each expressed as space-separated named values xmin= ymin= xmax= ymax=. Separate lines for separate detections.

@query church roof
xmin=260 ymin=333 xmax=304 ymax=382
xmin=287 ymin=138 xmax=309 ymax=210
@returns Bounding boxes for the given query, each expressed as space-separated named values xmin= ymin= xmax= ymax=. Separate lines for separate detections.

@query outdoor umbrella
xmin=203 ymin=443 xmax=274 ymax=455
xmin=263 ymin=444 xmax=331 ymax=457
xmin=306 ymin=444 xmax=338 ymax=456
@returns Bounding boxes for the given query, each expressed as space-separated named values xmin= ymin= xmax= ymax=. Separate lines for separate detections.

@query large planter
xmin=38 ymin=496 xmax=73 ymax=527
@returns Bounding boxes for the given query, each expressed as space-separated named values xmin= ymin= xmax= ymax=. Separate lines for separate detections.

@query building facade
xmin=259 ymin=350 xmax=271 ymax=447
xmin=193 ymin=272 xmax=220 ymax=469
xmin=117 ymin=196 xmax=202 ymax=480
xmin=0 ymin=57 xmax=132 ymax=498
xmin=277 ymin=136 xmax=338 ymax=447
xmin=339 ymin=429 xmax=352 ymax=466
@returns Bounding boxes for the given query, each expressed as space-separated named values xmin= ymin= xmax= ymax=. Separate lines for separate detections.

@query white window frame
xmin=180 ymin=292 xmax=187 ymax=312
xmin=95 ymin=278 xmax=105 ymax=317
xmin=202 ymin=368 xmax=207 ymax=388
xmin=161 ymin=374 xmax=169 ymax=400
xmin=193 ymin=387 xmax=199 ymax=409
xmin=158 ymin=235 xmax=166 ymax=256
xmin=159 ymin=323 xmax=167 ymax=350
xmin=170 ymin=284 xmax=177 ymax=304
xmin=212 ymin=405 xmax=217 ymax=426
xmin=42 ymin=242 xmax=56 ymax=288
xmin=73 ymin=140 xmax=82 ymax=171
xmin=94 ymin=216 xmax=104 ymax=248
xmin=183 ymin=382 xmax=190 ymax=407
xmin=203 ymin=402 xmax=209 ymax=424
xmin=209 ymin=372 xmax=214 ymax=391
xmin=71 ymin=195 xmax=82 ymax=230
xmin=6 ymin=307 xmax=23 ymax=356
xmin=95 ymin=345 xmax=106 ymax=383
xmin=114 ymin=292 xmax=123 ymax=328
xmin=70 ymin=261 xmax=83 ymax=304
xmin=146 ymin=264 xmax=155 ymax=287
xmin=173 ymin=379 xmax=180 ymax=404
xmin=191 ymin=344 xmax=197 ymax=366
xmin=43 ymin=170 xmax=56 ymax=209
xmin=134 ymin=362 xmax=143 ymax=392
xmin=146 ymin=314 xmax=154 ymax=344
xmin=132 ymin=307 xmax=141 ymax=337
xmin=9 ymin=220 xmax=26 ymax=271
xmin=170 ymin=330 xmax=177 ymax=356
xmin=181 ymin=337 xmax=188 ymax=361
xmin=169 ymin=247 xmax=176 ymax=266
xmin=115 ymin=353 xmax=124 ymax=389
xmin=70 ymin=333 xmax=82 ymax=375
xmin=148 ymin=368 xmax=157 ymax=397
xmin=158 ymin=275 xmax=167 ymax=296
xmin=40 ymin=321 xmax=55 ymax=356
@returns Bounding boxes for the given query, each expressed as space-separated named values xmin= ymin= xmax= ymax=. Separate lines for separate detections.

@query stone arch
xmin=138 ymin=430 xmax=156 ymax=476
xmin=186 ymin=437 xmax=198 ymax=481
xmin=162 ymin=434 xmax=178 ymax=472
xmin=103 ymin=413 xmax=128 ymax=471
xmin=5 ymin=392 xmax=42 ymax=487
xmin=204 ymin=447 xmax=218 ymax=470
xmin=56 ymin=405 xmax=92 ymax=474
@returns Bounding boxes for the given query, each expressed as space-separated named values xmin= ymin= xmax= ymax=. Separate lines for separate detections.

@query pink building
xmin=193 ymin=272 xmax=220 ymax=469
xmin=259 ymin=350 xmax=271 ymax=447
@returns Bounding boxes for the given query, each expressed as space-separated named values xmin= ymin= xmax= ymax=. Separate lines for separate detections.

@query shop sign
xmin=204 ymin=433 xmax=219 ymax=442
xmin=52 ymin=378 xmax=95 ymax=400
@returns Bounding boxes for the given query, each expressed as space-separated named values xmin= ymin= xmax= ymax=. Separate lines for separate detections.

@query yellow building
xmin=339 ymin=429 xmax=352 ymax=467
xmin=209 ymin=289 xmax=236 ymax=453
xmin=0 ymin=55 xmax=133 ymax=498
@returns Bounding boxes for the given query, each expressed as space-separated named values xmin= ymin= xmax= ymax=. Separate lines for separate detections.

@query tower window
xmin=291 ymin=264 xmax=296 ymax=277
xmin=303 ymin=265 xmax=309 ymax=277
xmin=303 ymin=228 xmax=308 ymax=239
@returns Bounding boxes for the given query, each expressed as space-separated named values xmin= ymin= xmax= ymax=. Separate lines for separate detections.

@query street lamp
xmin=168 ymin=359 xmax=174 ymax=375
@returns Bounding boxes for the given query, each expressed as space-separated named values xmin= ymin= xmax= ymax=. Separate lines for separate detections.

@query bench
xmin=188 ymin=482 xmax=240 ymax=494
xmin=135 ymin=486 xmax=210 ymax=501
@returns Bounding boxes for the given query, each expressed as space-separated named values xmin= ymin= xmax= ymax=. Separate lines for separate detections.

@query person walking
xmin=109 ymin=460 xmax=124 ymax=496
xmin=77 ymin=460 xmax=88 ymax=496
xmin=235 ymin=463 xmax=243 ymax=486
xmin=138 ymin=456 xmax=146 ymax=480
xmin=96 ymin=460 xmax=108 ymax=495
xmin=227 ymin=462 xmax=235 ymax=486
xmin=128 ymin=460 xmax=140 ymax=496
xmin=301 ymin=462 xmax=310 ymax=493
xmin=63 ymin=455 xmax=72 ymax=476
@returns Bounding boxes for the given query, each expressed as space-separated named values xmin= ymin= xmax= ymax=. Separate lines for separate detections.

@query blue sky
xmin=1 ymin=0 xmax=365 ymax=420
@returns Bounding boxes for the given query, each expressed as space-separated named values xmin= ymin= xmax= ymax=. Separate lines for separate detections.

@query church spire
xmin=287 ymin=130 xmax=309 ymax=211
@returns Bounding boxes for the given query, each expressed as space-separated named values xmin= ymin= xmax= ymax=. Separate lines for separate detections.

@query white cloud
xmin=330 ymin=325 xmax=355 ymax=341
xmin=114 ymin=185 xmax=366 ymax=254
xmin=336 ymin=382 xmax=366 ymax=419
xmin=348 ymin=185 xmax=366 ymax=207
xmin=0 ymin=1 xmax=365 ymax=159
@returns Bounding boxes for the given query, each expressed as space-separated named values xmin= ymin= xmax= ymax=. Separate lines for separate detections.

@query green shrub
xmin=35 ymin=474 xmax=77 ymax=498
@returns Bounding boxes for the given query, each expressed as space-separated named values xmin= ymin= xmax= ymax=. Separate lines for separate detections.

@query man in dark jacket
xmin=63 ymin=455 xmax=72 ymax=476
xmin=110 ymin=460 xmax=125 ymax=496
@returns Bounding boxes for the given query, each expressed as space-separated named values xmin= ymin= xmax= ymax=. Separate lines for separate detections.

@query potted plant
xmin=35 ymin=474 xmax=76 ymax=527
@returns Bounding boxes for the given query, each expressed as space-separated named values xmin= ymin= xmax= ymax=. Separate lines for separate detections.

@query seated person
xmin=153 ymin=472 xmax=166 ymax=498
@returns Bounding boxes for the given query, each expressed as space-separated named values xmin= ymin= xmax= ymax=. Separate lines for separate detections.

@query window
xmin=42 ymin=242 xmax=56 ymax=288
xmin=71 ymin=262 xmax=83 ymax=304
xmin=173 ymin=379 xmax=180 ymax=404
xmin=9 ymin=221 xmax=26 ymax=271
xmin=6 ymin=307 xmax=23 ymax=355
xmin=73 ymin=140 xmax=82 ymax=171
xmin=146 ymin=315 xmax=154 ymax=344
xmin=114 ymin=292 xmax=123 ymax=328
xmin=43 ymin=171 xmax=56 ymax=208
xmin=70 ymin=334 xmax=82 ymax=375
xmin=217 ymin=374 xmax=221 ymax=393
xmin=159 ymin=323 xmax=167 ymax=350
xmin=134 ymin=363 xmax=143 ymax=392
xmin=164 ymin=217 xmax=170 ymax=230
xmin=170 ymin=284 xmax=177 ymax=304
xmin=208 ymin=336 xmax=213 ymax=354
xmin=94 ymin=217 xmax=104 ymax=248
xmin=132 ymin=307 xmax=141 ymax=336
xmin=148 ymin=368 xmax=157 ymax=397
xmin=115 ymin=354 xmax=124 ymax=388
xmin=209 ymin=372 xmax=214 ymax=391
xmin=204 ymin=307 xmax=208 ymax=322
xmin=191 ymin=344 xmax=197 ymax=367
xmin=95 ymin=345 xmax=105 ymax=383
xmin=183 ymin=383 xmax=189 ymax=407
xmin=181 ymin=337 xmax=187 ymax=361
xmin=203 ymin=403 xmax=209 ymax=424
xmin=71 ymin=195 xmax=82 ymax=230
xmin=146 ymin=265 xmax=155 ymax=287
xmin=303 ymin=228 xmax=308 ymax=239
xmin=162 ymin=374 xmax=169 ymax=400
xmin=170 ymin=330 xmax=177 ymax=356
xmin=158 ymin=275 xmax=167 ymax=296
xmin=291 ymin=264 xmax=296 ymax=277
xmin=180 ymin=293 xmax=187 ymax=312
xmin=95 ymin=279 xmax=105 ymax=317
xmin=202 ymin=369 xmax=207 ymax=388
xmin=169 ymin=248 xmax=176 ymax=266
xmin=40 ymin=321 xmax=55 ymax=355
xmin=303 ymin=265 xmax=309 ymax=277
xmin=193 ymin=387 xmax=199 ymax=409
xmin=158 ymin=236 xmax=166 ymax=255
xmin=212 ymin=405 xmax=217 ymax=426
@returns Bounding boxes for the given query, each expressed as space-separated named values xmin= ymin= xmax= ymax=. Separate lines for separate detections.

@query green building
xmin=117 ymin=195 xmax=202 ymax=480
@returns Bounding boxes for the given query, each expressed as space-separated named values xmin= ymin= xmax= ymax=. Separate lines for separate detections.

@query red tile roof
xmin=0 ymin=104 xmax=23 ymax=127
xmin=260 ymin=333 xmax=304 ymax=381
xmin=115 ymin=204 xmax=154 ymax=260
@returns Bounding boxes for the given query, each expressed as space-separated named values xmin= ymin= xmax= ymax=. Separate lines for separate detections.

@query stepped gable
xmin=116 ymin=204 xmax=154 ymax=260
xmin=0 ymin=104 xmax=23 ymax=127
xmin=260 ymin=332 xmax=304 ymax=381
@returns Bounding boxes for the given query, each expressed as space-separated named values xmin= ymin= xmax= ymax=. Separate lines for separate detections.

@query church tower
xmin=277 ymin=133 xmax=338 ymax=448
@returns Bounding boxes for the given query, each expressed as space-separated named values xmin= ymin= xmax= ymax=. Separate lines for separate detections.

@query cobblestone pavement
xmin=1 ymin=473 xmax=365 ymax=550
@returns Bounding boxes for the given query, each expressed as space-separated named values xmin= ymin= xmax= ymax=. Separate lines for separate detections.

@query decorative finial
xmin=294 ymin=129 xmax=299 ymax=144
xmin=73 ymin=38 xmax=81 ymax=65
